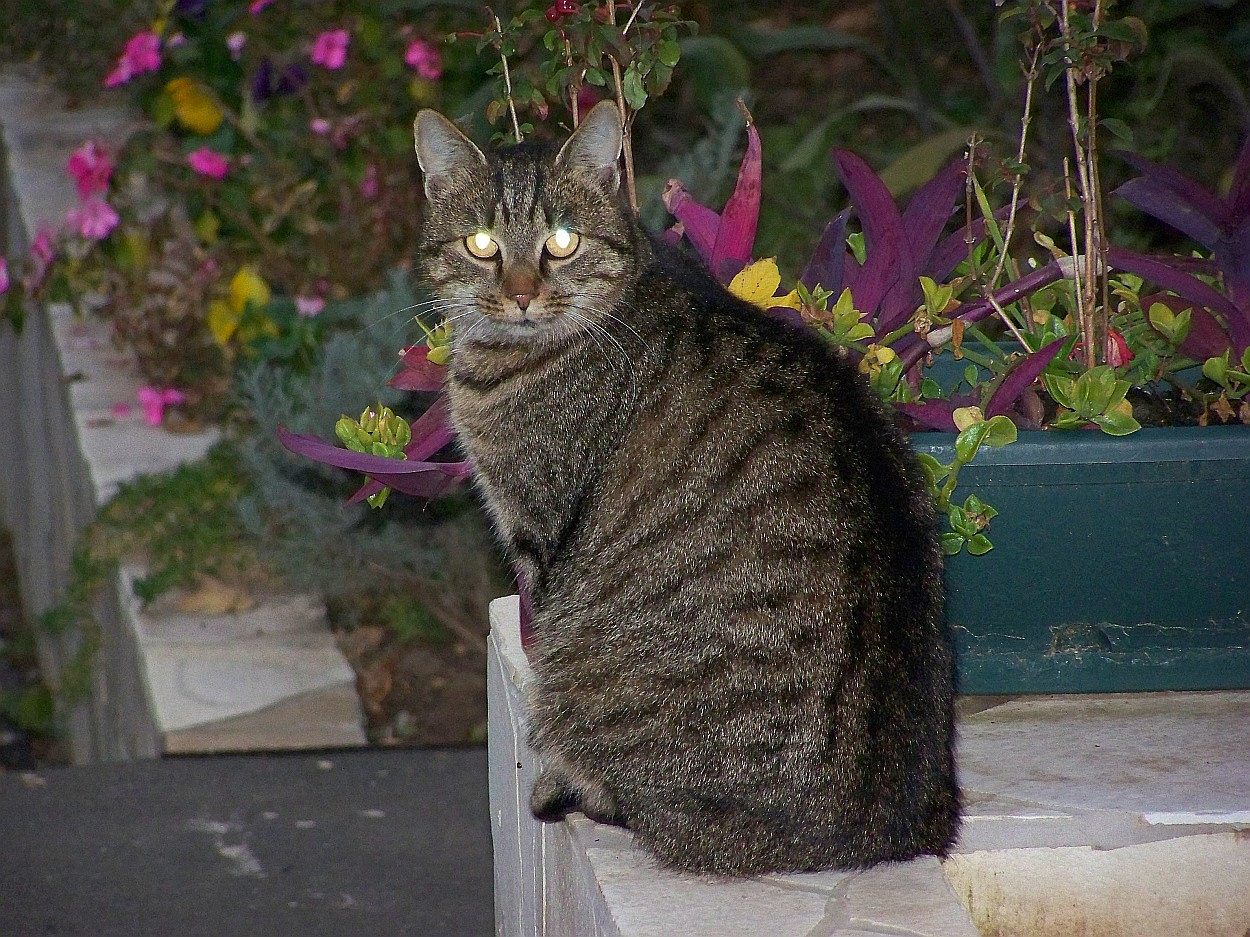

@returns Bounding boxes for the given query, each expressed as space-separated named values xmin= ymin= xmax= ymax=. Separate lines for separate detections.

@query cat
xmin=412 ymin=101 xmax=959 ymax=876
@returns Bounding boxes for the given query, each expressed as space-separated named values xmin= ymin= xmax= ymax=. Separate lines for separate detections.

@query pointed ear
xmin=555 ymin=101 xmax=622 ymax=190
xmin=413 ymin=110 xmax=487 ymax=199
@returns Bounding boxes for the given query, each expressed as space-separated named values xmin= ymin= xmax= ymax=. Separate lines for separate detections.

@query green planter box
xmin=911 ymin=425 xmax=1250 ymax=694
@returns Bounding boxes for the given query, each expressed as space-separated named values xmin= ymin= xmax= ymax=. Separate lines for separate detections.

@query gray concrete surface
xmin=0 ymin=748 xmax=491 ymax=936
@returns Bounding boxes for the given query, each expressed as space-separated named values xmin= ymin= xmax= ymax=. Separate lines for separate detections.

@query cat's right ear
xmin=413 ymin=110 xmax=487 ymax=199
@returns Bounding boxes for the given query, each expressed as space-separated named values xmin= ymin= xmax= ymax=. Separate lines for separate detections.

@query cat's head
xmin=413 ymin=102 xmax=640 ymax=348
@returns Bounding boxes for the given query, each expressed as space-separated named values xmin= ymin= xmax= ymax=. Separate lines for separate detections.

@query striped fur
xmin=414 ymin=104 xmax=958 ymax=875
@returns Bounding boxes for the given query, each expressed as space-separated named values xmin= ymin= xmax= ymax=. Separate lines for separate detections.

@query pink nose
xmin=513 ymin=293 xmax=534 ymax=311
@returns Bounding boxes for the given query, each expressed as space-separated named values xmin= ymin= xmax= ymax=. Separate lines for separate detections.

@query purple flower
xmin=187 ymin=147 xmax=229 ymax=179
xmin=103 ymin=31 xmax=161 ymax=88
xmin=248 ymin=0 xmax=275 ymax=13
xmin=66 ymin=141 xmax=114 ymax=199
xmin=310 ymin=29 xmax=349 ymax=70
xmin=404 ymin=39 xmax=442 ymax=80
xmin=309 ymin=118 xmax=331 ymax=136
xmin=67 ymin=198 xmax=120 ymax=240
xmin=296 ymin=294 xmax=326 ymax=317
xmin=226 ymin=31 xmax=247 ymax=59
xmin=0 ymin=256 xmax=9 ymax=295
xmin=360 ymin=164 xmax=379 ymax=199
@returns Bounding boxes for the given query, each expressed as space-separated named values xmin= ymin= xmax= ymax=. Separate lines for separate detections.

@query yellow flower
xmin=857 ymin=343 xmax=898 ymax=376
xmin=727 ymin=258 xmax=801 ymax=311
xmin=166 ymin=77 xmax=224 ymax=135
xmin=209 ymin=266 xmax=274 ymax=348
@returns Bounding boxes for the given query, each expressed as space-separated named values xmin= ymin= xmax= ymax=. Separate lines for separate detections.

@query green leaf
xmin=954 ymin=421 xmax=990 ymax=464
xmin=966 ymin=534 xmax=994 ymax=556
xmin=1203 ymin=353 xmax=1231 ymax=389
xmin=982 ymin=415 xmax=1018 ymax=448
xmin=1092 ymin=408 xmax=1141 ymax=436
xmin=657 ymin=38 xmax=681 ymax=67
xmin=939 ymin=533 xmax=965 ymax=556
xmin=1099 ymin=118 xmax=1134 ymax=144
xmin=622 ymin=67 xmax=647 ymax=110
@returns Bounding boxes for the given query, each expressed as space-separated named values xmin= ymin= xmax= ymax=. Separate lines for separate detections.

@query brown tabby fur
xmin=413 ymin=102 xmax=959 ymax=876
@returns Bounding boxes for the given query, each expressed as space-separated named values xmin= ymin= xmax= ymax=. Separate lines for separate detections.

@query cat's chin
xmin=459 ymin=311 xmax=580 ymax=346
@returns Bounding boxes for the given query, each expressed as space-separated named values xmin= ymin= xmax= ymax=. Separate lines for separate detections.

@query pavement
xmin=0 ymin=747 xmax=493 ymax=937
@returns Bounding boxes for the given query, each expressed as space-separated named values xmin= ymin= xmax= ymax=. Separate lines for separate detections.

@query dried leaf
xmin=174 ymin=576 xmax=257 ymax=614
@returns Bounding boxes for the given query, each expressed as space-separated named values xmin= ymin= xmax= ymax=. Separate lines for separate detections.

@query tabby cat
xmin=413 ymin=101 xmax=959 ymax=876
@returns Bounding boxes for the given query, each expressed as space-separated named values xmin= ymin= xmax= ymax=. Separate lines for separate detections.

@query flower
xmin=360 ymin=164 xmax=379 ymax=199
xmin=248 ymin=0 xmax=274 ymax=12
xmin=209 ymin=266 xmax=274 ymax=346
xmin=1104 ymin=329 xmax=1135 ymax=367
xmin=310 ymin=29 xmax=350 ymax=70
xmin=31 ymin=229 xmax=54 ymax=267
xmin=166 ymin=77 xmax=224 ymax=135
xmin=309 ymin=118 xmax=331 ymax=136
xmin=226 ymin=31 xmax=247 ymax=59
xmin=66 ymin=198 xmax=120 ymax=240
xmin=136 ymin=386 xmax=186 ymax=426
xmin=727 ymin=258 xmax=801 ymax=311
xmin=296 ymin=294 xmax=326 ymax=317
xmin=103 ymin=31 xmax=162 ymax=88
xmin=66 ymin=141 xmax=114 ymax=200
xmin=187 ymin=147 xmax=229 ymax=179
xmin=0 ymin=256 xmax=9 ymax=295
xmin=404 ymin=39 xmax=442 ymax=80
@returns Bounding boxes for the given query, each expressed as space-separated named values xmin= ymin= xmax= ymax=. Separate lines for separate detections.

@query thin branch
xmin=489 ymin=9 xmax=523 ymax=142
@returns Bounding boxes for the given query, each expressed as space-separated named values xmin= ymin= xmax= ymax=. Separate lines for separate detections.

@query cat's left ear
xmin=413 ymin=110 xmax=487 ymax=199
xmin=555 ymin=101 xmax=622 ymax=191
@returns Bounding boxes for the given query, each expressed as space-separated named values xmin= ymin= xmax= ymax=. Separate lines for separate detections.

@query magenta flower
xmin=360 ymin=164 xmax=379 ymax=199
xmin=404 ymin=39 xmax=442 ymax=79
xmin=309 ymin=118 xmax=331 ymax=136
xmin=296 ymin=294 xmax=325 ymax=317
xmin=103 ymin=31 xmax=161 ymax=88
xmin=67 ymin=198 xmax=120 ymax=240
xmin=31 ymin=229 xmax=54 ymax=267
xmin=248 ymin=0 xmax=274 ymax=12
xmin=137 ymin=386 xmax=186 ymax=426
xmin=66 ymin=141 xmax=114 ymax=200
xmin=226 ymin=31 xmax=247 ymax=59
xmin=0 ymin=256 xmax=9 ymax=295
xmin=310 ymin=29 xmax=349 ymax=70
xmin=187 ymin=147 xmax=229 ymax=179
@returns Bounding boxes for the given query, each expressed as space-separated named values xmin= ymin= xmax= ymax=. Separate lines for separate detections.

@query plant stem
xmin=605 ymin=0 xmax=640 ymax=212
xmin=489 ymin=9 xmax=523 ymax=142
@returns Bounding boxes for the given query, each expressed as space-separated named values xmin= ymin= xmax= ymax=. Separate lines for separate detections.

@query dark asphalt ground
xmin=0 ymin=747 xmax=493 ymax=937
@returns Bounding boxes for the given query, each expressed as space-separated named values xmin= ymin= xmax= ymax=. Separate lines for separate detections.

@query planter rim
xmin=911 ymin=423 xmax=1250 ymax=467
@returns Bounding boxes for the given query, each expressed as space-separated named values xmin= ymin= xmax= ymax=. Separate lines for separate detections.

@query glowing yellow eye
xmin=544 ymin=228 xmax=580 ymax=259
xmin=465 ymin=231 xmax=499 ymax=259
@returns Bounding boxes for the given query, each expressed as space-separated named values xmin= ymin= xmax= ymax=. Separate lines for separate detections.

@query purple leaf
xmin=1114 ymin=152 xmax=1225 ymax=249
xmin=765 ymin=305 xmax=806 ymax=329
xmin=711 ymin=120 xmax=762 ymax=282
xmin=926 ymin=206 xmax=1010 ymax=283
xmin=800 ymin=208 xmax=850 ymax=294
xmin=662 ymin=179 xmax=720 ymax=263
xmin=388 ymin=344 xmax=449 ymax=392
xmin=894 ymin=398 xmax=963 ymax=432
xmin=1107 ymin=246 xmax=1250 ymax=352
xmin=1226 ymin=138 xmax=1250 ymax=226
xmin=985 ymin=337 xmax=1066 ymax=418
xmin=902 ymin=159 xmax=966 ymax=269
xmin=833 ymin=148 xmax=905 ymax=324
xmin=1216 ymin=215 xmax=1250 ymax=308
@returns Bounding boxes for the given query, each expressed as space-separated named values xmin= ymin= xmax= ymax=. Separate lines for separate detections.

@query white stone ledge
xmin=0 ymin=67 xmax=365 ymax=761
xmin=487 ymin=595 xmax=1250 ymax=936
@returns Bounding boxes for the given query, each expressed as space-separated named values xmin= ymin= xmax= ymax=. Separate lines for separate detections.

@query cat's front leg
xmin=531 ymin=756 xmax=626 ymax=828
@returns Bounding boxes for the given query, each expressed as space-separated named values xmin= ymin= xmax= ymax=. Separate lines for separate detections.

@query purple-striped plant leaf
xmin=800 ymin=208 xmax=850 ymax=294
xmin=985 ymin=337 xmax=1066 ymax=418
xmin=388 ymin=344 xmax=449 ymax=392
xmin=833 ymin=148 xmax=905 ymax=324
xmin=1115 ymin=153 xmax=1226 ymax=248
xmin=1107 ymin=245 xmax=1250 ymax=352
xmin=661 ymin=179 xmax=720 ymax=262
xmin=710 ymin=120 xmax=762 ymax=282
xmin=895 ymin=395 xmax=973 ymax=433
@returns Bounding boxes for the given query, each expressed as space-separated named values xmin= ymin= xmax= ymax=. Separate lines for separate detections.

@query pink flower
xmin=1104 ymin=329 xmax=1135 ymax=367
xmin=67 ymin=198 xmax=120 ymax=240
xmin=31 ymin=229 xmax=54 ymax=267
xmin=136 ymin=386 xmax=186 ymax=426
xmin=0 ymin=257 xmax=9 ymax=295
xmin=226 ymin=31 xmax=247 ymax=59
xmin=404 ymin=39 xmax=442 ymax=79
xmin=66 ymin=141 xmax=114 ymax=200
xmin=103 ymin=31 xmax=161 ymax=88
xmin=309 ymin=118 xmax=331 ymax=136
xmin=248 ymin=0 xmax=274 ymax=12
xmin=310 ymin=29 xmax=349 ymax=70
xmin=360 ymin=164 xmax=379 ymax=199
xmin=296 ymin=294 xmax=325 ymax=317
xmin=187 ymin=147 xmax=229 ymax=179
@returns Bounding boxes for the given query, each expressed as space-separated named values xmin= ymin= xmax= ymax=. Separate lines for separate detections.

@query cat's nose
xmin=513 ymin=292 xmax=534 ymax=311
